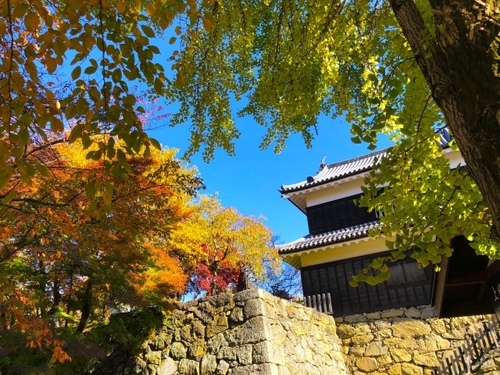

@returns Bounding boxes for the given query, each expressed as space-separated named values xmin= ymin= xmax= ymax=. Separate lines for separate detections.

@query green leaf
xmin=37 ymin=163 xmax=51 ymax=177
xmin=84 ymin=66 xmax=97 ymax=75
xmin=82 ymin=133 xmax=92 ymax=150
xmin=50 ymin=118 xmax=64 ymax=134
xmin=107 ymin=147 xmax=116 ymax=159
xmin=72 ymin=66 xmax=81 ymax=80
xmin=18 ymin=127 xmax=30 ymax=145
xmin=87 ymin=201 xmax=98 ymax=216
xmin=141 ymin=25 xmax=155 ymax=38
xmin=103 ymin=181 xmax=113 ymax=207
xmin=86 ymin=150 xmax=101 ymax=160
xmin=0 ymin=166 xmax=14 ymax=190
xmin=2 ymin=190 xmax=16 ymax=204
xmin=149 ymin=137 xmax=161 ymax=150
xmin=351 ymin=136 xmax=361 ymax=144
xmin=86 ymin=180 xmax=97 ymax=199
xmin=68 ymin=123 xmax=82 ymax=143
xmin=117 ymin=149 xmax=127 ymax=164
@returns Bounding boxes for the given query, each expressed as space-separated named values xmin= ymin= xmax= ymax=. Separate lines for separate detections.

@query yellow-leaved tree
xmin=168 ymin=195 xmax=280 ymax=296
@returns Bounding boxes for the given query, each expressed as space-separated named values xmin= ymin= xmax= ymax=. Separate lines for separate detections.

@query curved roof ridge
xmin=322 ymin=148 xmax=387 ymax=171
xmin=279 ymin=127 xmax=452 ymax=195
xmin=280 ymin=148 xmax=389 ymax=193
xmin=276 ymin=220 xmax=381 ymax=254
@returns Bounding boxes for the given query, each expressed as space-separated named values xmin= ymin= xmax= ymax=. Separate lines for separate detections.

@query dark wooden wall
xmin=301 ymin=251 xmax=434 ymax=316
xmin=306 ymin=194 xmax=377 ymax=235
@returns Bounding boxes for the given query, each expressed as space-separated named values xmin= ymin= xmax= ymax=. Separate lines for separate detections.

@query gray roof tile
xmin=279 ymin=149 xmax=387 ymax=193
xmin=277 ymin=221 xmax=380 ymax=254
xmin=279 ymin=128 xmax=452 ymax=194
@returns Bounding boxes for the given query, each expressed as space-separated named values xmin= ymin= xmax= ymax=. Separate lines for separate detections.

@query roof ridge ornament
xmin=319 ymin=156 xmax=327 ymax=171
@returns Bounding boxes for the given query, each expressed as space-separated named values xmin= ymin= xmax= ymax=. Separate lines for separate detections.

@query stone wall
xmin=127 ymin=289 xmax=348 ymax=375
xmin=336 ymin=306 xmax=500 ymax=375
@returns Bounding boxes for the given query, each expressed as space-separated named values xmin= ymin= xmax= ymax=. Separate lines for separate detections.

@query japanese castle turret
xmin=278 ymin=131 xmax=499 ymax=318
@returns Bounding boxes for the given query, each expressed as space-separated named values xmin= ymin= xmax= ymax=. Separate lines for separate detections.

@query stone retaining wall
xmin=336 ymin=306 xmax=500 ymax=375
xmin=128 ymin=289 xmax=348 ymax=375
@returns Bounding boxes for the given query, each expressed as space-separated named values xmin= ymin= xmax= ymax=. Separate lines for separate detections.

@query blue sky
xmin=149 ymin=115 xmax=392 ymax=245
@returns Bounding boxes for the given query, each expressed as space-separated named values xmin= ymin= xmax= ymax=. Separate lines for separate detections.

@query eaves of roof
xmin=276 ymin=221 xmax=380 ymax=255
xmin=279 ymin=149 xmax=387 ymax=195
xmin=279 ymin=127 xmax=452 ymax=195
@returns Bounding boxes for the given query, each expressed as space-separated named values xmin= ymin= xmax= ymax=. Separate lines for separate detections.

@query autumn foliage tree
xmin=0 ymin=138 xmax=203 ymax=365
xmin=3 ymin=0 xmax=500 ymax=279
xmin=168 ymin=196 xmax=279 ymax=296
xmin=0 ymin=0 xmax=220 ymax=194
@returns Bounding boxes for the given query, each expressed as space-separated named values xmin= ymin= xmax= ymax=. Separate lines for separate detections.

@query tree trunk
xmin=389 ymin=0 xmax=500 ymax=242
xmin=236 ymin=268 xmax=248 ymax=292
xmin=210 ymin=264 xmax=218 ymax=296
xmin=48 ymin=277 xmax=61 ymax=315
xmin=76 ymin=277 xmax=93 ymax=333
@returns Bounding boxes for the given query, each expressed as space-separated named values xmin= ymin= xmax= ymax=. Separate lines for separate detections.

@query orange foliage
xmin=0 ymin=138 xmax=203 ymax=363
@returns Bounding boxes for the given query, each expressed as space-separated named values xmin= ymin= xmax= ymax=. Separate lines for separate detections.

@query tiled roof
xmin=277 ymin=221 xmax=380 ymax=254
xmin=279 ymin=128 xmax=452 ymax=194
xmin=280 ymin=149 xmax=387 ymax=194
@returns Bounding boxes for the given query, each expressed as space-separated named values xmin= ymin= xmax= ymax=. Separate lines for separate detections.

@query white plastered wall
xmin=305 ymin=149 xmax=464 ymax=209
xmin=306 ymin=175 xmax=366 ymax=208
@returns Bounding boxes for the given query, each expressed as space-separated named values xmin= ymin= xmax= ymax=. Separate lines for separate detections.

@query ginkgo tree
xmin=165 ymin=0 xmax=500 ymax=270
xmin=4 ymin=0 xmax=500 ymax=281
xmin=168 ymin=195 xmax=279 ymax=296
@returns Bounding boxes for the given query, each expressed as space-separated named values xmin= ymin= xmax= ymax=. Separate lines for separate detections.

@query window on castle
xmin=307 ymin=194 xmax=377 ymax=235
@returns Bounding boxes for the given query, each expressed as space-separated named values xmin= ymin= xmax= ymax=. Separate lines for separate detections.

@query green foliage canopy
xmin=166 ymin=0 xmax=500 ymax=278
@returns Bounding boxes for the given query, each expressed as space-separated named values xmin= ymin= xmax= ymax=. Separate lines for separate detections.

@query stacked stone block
xmin=336 ymin=306 xmax=500 ymax=375
xmin=129 ymin=289 xmax=348 ymax=375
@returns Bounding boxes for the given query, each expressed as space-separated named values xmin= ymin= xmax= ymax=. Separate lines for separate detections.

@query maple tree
xmin=168 ymin=195 xmax=279 ymax=296
xmin=0 ymin=138 xmax=203 ymax=365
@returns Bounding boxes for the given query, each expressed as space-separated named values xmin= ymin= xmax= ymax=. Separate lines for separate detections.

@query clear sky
xmin=141 ymin=35 xmax=396 ymax=245
xmin=149 ymin=115 xmax=392 ymax=245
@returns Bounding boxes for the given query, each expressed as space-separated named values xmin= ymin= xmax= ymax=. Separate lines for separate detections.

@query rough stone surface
xmin=116 ymin=289 xmax=347 ymax=375
xmin=421 ymin=308 xmax=436 ymax=320
xmin=344 ymin=314 xmax=366 ymax=323
xmin=412 ymin=352 xmax=439 ymax=368
xmin=200 ymin=354 xmax=217 ymax=374
xmin=381 ymin=309 xmax=404 ymax=319
xmin=338 ymin=306 xmax=500 ymax=375
xmin=401 ymin=363 xmax=423 ymax=375
xmin=356 ymin=357 xmax=378 ymax=372
xmin=145 ymin=351 xmax=162 ymax=365
xmin=215 ymin=360 xmax=229 ymax=375
xmin=157 ymin=358 xmax=177 ymax=375
xmin=392 ymin=319 xmax=432 ymax=338
xmin=405 ymin=308 xmax=421 ymax=319
xmin=107 ymin=293 xmax=500 ymax=375
xmin=365 ymin=341 xmax=388 ymax=356
xmin=391 ymin=348 xmax=412 ymax=363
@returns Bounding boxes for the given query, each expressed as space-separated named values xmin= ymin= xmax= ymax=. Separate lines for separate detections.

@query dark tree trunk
xmin=388 ymin=0 xmax=500 ymax=242
xmin=0 ymin=306 xmax=7 ymax=331
xmin=236 ymin=268 xmax=248 ymax=292
xmin=76 ymin=277 xmax=93 ymax=333
xmin=48 ymin=277 xmax=61 ymax=315
xmin=210 ymin=265 xmax=218 ymax=296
